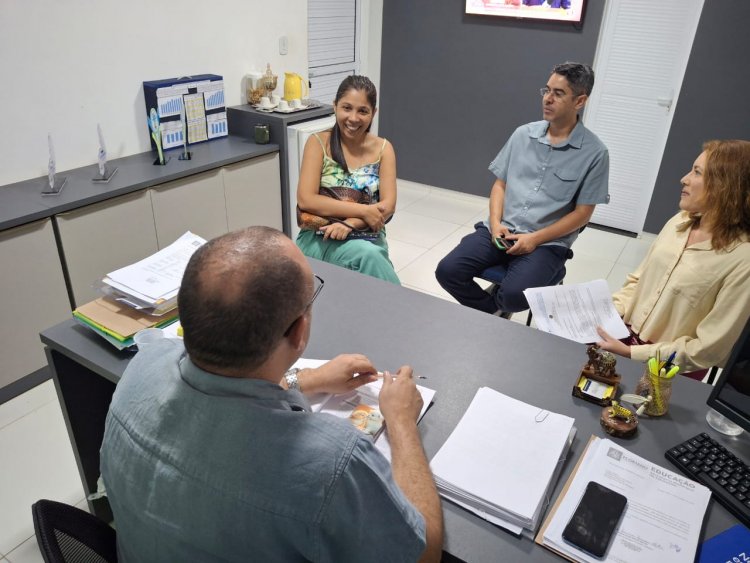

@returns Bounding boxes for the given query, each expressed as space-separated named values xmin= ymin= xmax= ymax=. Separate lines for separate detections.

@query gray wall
xmin=643 ymin=1 xmax=750 ymax=234
xmin=379 ymin=1 xmax=605 ymax=197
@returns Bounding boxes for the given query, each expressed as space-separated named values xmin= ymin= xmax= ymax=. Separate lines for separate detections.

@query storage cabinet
xmin=0 ymin=220 xmax=71 ymax=389
xmin=150 ymin=168 xmax=227 ymax=248
xmin=0 ymin=139 xmax=281 ymax=400
xmin=224 ymin=153 xmax=282 ymax=232
xmin=56 ymin=191 xmax=159 ymax=306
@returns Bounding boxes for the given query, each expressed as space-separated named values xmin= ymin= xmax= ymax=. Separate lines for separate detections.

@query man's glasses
xmin=284 ymin=274 xmax=325 ymax=336
xmin=308 ymin=274 xmax=325 ymax=308
xmin=539 ymin=87 xmax=576 ymax=100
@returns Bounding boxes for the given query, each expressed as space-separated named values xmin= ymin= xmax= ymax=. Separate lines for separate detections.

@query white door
xmin=308 ymin=0 xmax=361 ymax=104
xmin=585 ymin=0 xmax=704 ymax=234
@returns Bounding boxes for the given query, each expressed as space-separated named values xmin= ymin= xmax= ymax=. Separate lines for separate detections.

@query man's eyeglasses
xmin=539 ymin=87 xmax=577 ymax=100
xmin=308 ymin=274 xmax=325 ymax=309
xmin=284 ymin=274 xmax=325 ymax=336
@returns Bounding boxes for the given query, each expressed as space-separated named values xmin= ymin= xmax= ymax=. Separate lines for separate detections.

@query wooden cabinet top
xmin=0 ymin=136 xmax=278 ymax=231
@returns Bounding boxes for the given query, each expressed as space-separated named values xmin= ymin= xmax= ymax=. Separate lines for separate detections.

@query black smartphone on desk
xmin=562 ymin=481 xmax=627 ymax=558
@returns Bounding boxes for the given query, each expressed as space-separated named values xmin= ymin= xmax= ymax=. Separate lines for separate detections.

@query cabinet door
xmin=56 ymin=190 xmax=159 ymax=307
xmin=223 ymin=153 xmax=282 ymax=231
xmin=150 ymin=169 xmax=228 ymax=248
xmin=0 ymin=220 xmax=72 ymax=388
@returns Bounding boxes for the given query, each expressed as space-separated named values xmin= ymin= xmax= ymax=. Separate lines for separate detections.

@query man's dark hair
xmin=551 ymin=62 xmax=595 ymax=96
xmin=178 ymin=227 xmax=308 ymax=373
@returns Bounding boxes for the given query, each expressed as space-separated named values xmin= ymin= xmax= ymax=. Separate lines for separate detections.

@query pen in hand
xmin=375 ymin=371 xmax=427 ymax=380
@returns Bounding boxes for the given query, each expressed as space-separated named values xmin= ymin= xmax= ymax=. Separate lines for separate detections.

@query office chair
xmin=706 ymin=366 xmax=721 ymax=386
xmin=480 ymin=247 xmax=573 ymax=325
xmin=32 ymin=499 xmax=117 ymax=563
xmin=480 ymin=227 xmax=583 ymax=324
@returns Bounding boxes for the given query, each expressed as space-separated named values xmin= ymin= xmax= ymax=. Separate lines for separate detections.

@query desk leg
xmin=46 ymin=347 xmax=115 ymax=522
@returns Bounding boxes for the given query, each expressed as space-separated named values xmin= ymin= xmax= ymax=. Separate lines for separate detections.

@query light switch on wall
xmin=279 ymin=36 xmax=288 ymax=55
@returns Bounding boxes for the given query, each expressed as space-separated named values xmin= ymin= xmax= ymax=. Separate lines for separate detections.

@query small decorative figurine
xmin=92 ymin=124 xmax=118 ymax=182
xmin=148 ymin=108 xmax=167 ymax=165
xmin=600 ymin=400 xmax=639 ymax=438
xmin=178 ymin=105 xmax=191 ymax=161
xmin=42 ymin=134 xmax=67 ymax=195
xmin=573 ymin=344 xmax=622 ymax=406
xmin=584 ymin=344 xmax=618 ymax=382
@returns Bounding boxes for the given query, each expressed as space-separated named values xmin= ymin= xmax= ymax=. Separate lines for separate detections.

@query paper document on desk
xmin=430 ymin=387 xmax=575 ymax=535
xmin=539 ymin=436 xmax=710 ymax=562
xmin=524 ymin=279 xmax=628 ymax=343
xmin=292 ymin=358 xmax=435 ymax=460
xmin=105 ymin=232 xmax=206 ymax=301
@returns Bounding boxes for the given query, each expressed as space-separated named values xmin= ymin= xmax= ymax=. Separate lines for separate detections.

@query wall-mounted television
xmin=466 ymin=0 xmax=586 ymax=24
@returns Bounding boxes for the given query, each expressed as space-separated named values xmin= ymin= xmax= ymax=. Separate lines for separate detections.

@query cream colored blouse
xmin=613 ymin=212 xmax=750 ymax=372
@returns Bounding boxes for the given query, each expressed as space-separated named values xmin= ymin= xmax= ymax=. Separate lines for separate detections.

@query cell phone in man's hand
xmin=493 ymin=236 xmax=516 ymax=251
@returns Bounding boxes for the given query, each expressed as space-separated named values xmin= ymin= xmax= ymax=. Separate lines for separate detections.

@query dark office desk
xmin=41 ymin=259 xmax=749 ymax=562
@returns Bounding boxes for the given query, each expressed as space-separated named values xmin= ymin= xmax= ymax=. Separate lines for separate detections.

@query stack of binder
xmin=73 ymin=231 xmax=206 ymax=349
xmin=73 ymin=297 xmax=179 ymax=350
xmin=430 ymin=387 xmax=575 ymax=536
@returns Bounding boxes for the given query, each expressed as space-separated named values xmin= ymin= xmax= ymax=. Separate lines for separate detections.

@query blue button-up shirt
xmin=100 ymin=339 xmax=425 ymax=562
xmin=487 ymin=119 xmax=609 ymax=248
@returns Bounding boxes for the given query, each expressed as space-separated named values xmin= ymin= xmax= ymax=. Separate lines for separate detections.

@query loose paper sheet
xmin=524 ymin=279 xmax=629 ymax=343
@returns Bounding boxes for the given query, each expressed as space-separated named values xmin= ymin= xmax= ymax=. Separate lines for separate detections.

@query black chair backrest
xmin=32 ymin=499 xmax=117 ymax=563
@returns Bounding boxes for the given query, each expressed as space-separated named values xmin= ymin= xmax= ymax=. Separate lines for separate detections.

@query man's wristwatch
xmin=284 ymin=368 xmax=301 ymax=391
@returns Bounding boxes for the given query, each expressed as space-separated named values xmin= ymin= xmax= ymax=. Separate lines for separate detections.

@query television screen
xmin=466 ymin=0 xmax=586 ymax=23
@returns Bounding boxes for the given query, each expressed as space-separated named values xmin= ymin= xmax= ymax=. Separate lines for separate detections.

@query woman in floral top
xmin=296 ymin=75 xmax=399 ymax=284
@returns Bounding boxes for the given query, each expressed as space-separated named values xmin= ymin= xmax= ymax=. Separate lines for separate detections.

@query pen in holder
xmin=634 ymin=355 xmax=678 ymax=416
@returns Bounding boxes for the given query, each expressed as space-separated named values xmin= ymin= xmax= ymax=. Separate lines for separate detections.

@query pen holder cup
xmin=634 ymin=370 xmax=673 ymax=416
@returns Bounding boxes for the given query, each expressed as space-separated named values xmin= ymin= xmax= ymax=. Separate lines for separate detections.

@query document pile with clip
xmin=537 ymin=436 xmax=711 ymax=562
xmin=430 ymin=387 xmax=576 ymax=536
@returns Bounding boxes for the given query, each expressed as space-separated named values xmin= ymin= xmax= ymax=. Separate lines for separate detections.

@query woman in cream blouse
xmin=597 ymin=139 xmax=750 ymax=379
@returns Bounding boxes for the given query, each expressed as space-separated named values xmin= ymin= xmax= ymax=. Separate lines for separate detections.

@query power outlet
xmin=279 ymin=36 xmax=288 ymax=55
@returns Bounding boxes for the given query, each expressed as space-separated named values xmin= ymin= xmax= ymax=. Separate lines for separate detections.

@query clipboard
xmin=534 ymin=434 xmax=600 ymax=561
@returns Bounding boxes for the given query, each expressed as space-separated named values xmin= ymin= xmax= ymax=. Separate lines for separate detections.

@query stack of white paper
xmin=540 ymin=437 xmax=710 ymax=562
xmin=430 ymin=387 xmax=576 ymax=535
xmin=102 ymin=231 xmax=206 ymax=315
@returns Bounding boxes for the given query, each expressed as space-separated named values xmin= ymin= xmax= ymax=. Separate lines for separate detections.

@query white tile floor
xmin=387 ymin=179 xmax=655 ymax=307
xmin=0 ymin=179 xmax=654 ymax=562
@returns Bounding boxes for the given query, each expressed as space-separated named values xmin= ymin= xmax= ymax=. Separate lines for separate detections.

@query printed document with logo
xmin=292 ymin=359 xmax=435 ymax=461
xmin=539 ymin=436 xmax=711 ymax=562
xmin=523 ymin=279 xmax=629 ymax=344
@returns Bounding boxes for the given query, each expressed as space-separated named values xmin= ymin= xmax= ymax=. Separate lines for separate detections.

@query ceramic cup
xmin=290 ymin=98 xmax=303 ymax=109
xmin=270 ymin=94 xmax=281 ymax=105
xmin=259 ymin=96 xmax=272 ymax=108
xmin=278 ymin=100 xmax=290 ymax=111
xmin=133 ymin=328 xmax=165 ymax=349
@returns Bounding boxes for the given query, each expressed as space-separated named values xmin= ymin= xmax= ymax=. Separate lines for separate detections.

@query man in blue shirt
xmin=436 ymin=62 xmax=609 ymax=316
xmin=100 ymin=226 xmax=443 ymax=562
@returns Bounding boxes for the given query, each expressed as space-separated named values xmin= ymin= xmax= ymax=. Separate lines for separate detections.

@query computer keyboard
xmin=666 ymin=432 xmax=750 ymax=528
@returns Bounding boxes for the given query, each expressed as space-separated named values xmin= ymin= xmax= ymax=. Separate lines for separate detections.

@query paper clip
xmin=535 ymin=409 xmax=549 ymax=423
